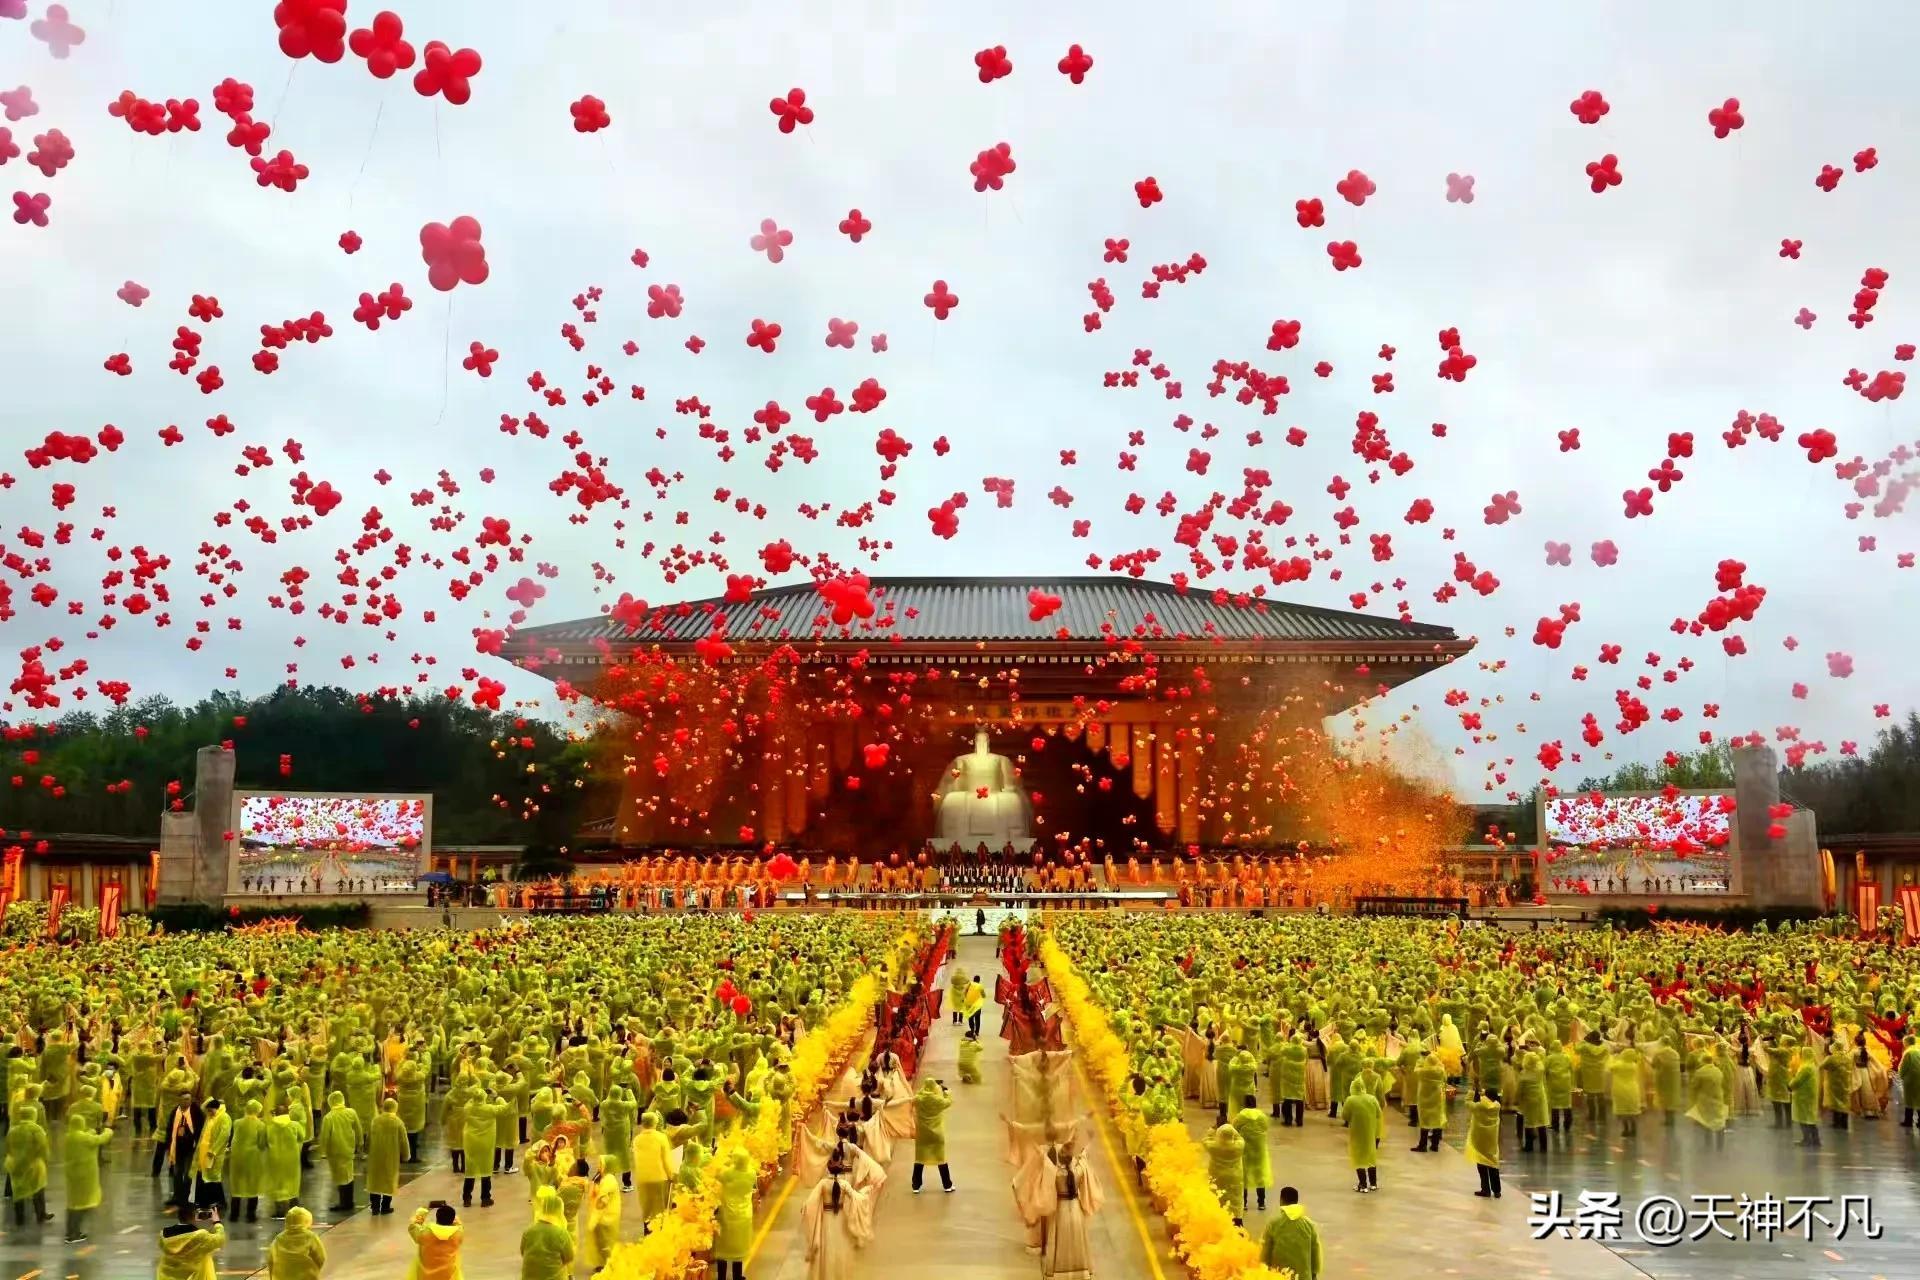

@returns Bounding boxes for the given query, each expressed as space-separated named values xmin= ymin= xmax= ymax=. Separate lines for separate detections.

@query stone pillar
xmin=1733 ymin=743 xmax=1822 ymax=907
xmin=158 ymin=745 xmax=234 ymax=905
xmin=155 ymin=812 xmax=197 ymax=905
xmin=1731 ymin=744 xmax=1779 ymax=867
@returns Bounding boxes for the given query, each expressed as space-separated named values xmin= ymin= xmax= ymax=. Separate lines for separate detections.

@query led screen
xmin=1543 ymin=792 xmax=1732 ymax=853
xmin=232 ymin=793 xmax=429 ymax=891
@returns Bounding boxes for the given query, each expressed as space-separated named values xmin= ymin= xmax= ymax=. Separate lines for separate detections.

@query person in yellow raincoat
xmin=629 ymin=1112 xmax=673 ymax=1230
xmin=1464 ymin=1089 xmax=1502 ymax=1198
xmin=1342 ymin=1077 xmax=1382 ymax=1194
xmin=1515 ymin=1049 xmax=1550 ymax=1153
xmin=266 ymin=1206 xmax=327 ymax=1280
xmin=367 ymin=1098 xmax=407 ymax=1215
xmin=911 ymin=1078 xmax=952 ymax=1193
xmin=1203 ymin=1122 xmax=1244 ymax=1224
xmin=195 ymin=1099 xmax=232 ymax=1217
xmin=957 ymin=1033 xmax=983 ymax=1084
xmin=1434 ymin=1014 xmax=1465 ymax=1077
xmin=1410 ymin=1049 xmax=1447 ymax=1152
xmin=712 ymin=1146 xmax=757 ymax=1280
xmin=960 ymin=975 xmax=986 ymax=1038
xmin=156 ymin=1203 xmax=226 ymax=1280
xmin=1684 ymin=1050 xmax=1727 ymax=1149
xmin=1574 ymin=1032 xmax=1611 ymax=1132
xmin=62 ymin=1112 xmax=113 ymax=1243
xmin=518 ymin=1187 xmax=574 ymax=1280
xmin=318 ymin=1091 xmax=361 ymax=1212
xmin=407 ymin=1205 xmax=464 ymax=1280
xmin=1259 ymin=1187 xmax=1322 ymax=1280
xmin=1607 ymin=1046 xmax=1645 ymax=1138
xmin=579 ymin=1167 xmax=622 ymax=1272
xmin=6 ymin=1097 xmax=52 ymax=1226
xmin=1789 ymin=1049 xmax=1821 ymax=1147
xmin=1232 ymin=1093 xmax=1271 ymax=1212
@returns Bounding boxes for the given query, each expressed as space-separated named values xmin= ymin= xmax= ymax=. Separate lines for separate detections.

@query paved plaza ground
xmin=2 ymin=933 xmax=1911 ymax=1279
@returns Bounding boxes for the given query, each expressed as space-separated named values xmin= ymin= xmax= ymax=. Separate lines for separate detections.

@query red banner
xmin=1898 ymin=885 xmax=1920 ymax=944
xmin=99 ymin=881 xmax=123 ymax=938
xmin=148 ymin=850 xmax=160 ymax=907
xmin=1 ymin=846 xmax=21 ymax=899
xmin=46 ymin=882 xmax=69 ymax=938
xmin=1857 ymin=881 xmax=1882 ymax=934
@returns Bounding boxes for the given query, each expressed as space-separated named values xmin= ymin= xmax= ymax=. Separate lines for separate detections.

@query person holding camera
xmin=408 ymin=1203 xmax=464 ymax=1280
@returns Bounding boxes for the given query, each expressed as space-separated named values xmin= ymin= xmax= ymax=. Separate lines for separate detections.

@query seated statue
xmin=934 ymin=729 xmax=1032 ymax=850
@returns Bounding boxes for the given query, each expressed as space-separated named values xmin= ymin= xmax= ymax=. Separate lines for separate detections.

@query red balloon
xmin=1569 ymin=90 xmax=1609 ymax=125
xmin=419 ymin=216 xmax=489 ymax=291
xmin=1706 ymin=97 xmax=1744 ymax=139
xmin=569 ymin=94 xmax=610 ymax=134
xmin=1585 ymin=154 xmax=1622 ymax=194
xmin=274 ymin=0 xmax=347 ymax=63
xmin=414 ymin=41 xmax=482 ymax=105
xmin=731 ymin=995 xmax=752 ymax=1017
xmin=349 ymin=11 xmax=415 ymax=78
xmin=769 ymin=87 xmax=812 ymax=134
xmin=974 ymin=45 xmax=1013 ymax=84
xmin=1057 ymin=44 xmax=1093 ymax=84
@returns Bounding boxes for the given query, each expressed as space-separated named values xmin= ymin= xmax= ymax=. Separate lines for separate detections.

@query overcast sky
xmin=2 ymin=1 xmax=1916 ymax=799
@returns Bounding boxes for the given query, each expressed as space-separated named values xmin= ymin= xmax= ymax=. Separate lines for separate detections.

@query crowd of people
xmin=1 ymin=912 xmax=918 ymax=1275
xmin=10 ymin=897 xmax=1909 ymax=1280
xmin=1053 ymin=910 xmax=1917 ymax=1262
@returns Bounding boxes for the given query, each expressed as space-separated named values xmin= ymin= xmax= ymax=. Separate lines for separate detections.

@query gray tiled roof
xmin=508 ymin=576 xmax=1460 ymax=647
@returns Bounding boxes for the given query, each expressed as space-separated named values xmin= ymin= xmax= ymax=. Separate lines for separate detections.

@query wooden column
xmin=1154 ymin=726 xmax=1177 ymax=836
xmin=784 ymin=752 xmax=808 ymax=836
xmin=808 ymin=734 xmax=831 ymax=801
xmin=1177 ymin=732 xmax=1204 ymax=846
xmin=760 ymin=744 xmax=786 ymax=844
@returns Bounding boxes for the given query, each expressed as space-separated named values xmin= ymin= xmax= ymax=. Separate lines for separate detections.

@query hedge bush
xmin=1595 ymin=904 xmax=1831 ymax=932
xmin=141 ymin=901 xmax=373 ymax=933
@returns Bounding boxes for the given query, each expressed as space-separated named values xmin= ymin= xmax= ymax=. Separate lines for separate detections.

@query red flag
xmin=46 ymin=882 xmax=70 ymax=938
xmin=1857 ymin=881 xmax=1883 ymax=935
xmin=99 ymin=881 xmax=124 ymax=939
xmin=1898 ymin=885 xmax=1920 ymax=944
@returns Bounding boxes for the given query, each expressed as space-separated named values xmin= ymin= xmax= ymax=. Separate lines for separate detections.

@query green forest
xmin=1 ymin=686 xmax=609 ymax=849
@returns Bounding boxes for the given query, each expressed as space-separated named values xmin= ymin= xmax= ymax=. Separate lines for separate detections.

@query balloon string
xmin=348 ymin=98 xmax=386 ymax=208
xmin=434 ymin=294 xmax=454 ymax=427
xmin=269 ymin=63 xmax=297 ymax=130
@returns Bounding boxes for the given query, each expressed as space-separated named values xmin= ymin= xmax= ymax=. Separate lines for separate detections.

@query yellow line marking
xmin=1070 ymin=1047 xmax=1169 ymax=1280
xmin=745 ymin=1171 xmax=800 ymax=1264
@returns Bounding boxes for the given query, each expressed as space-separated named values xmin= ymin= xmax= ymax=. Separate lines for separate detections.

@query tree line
xmin=1 ymin=686 xmax=608 ymax=849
